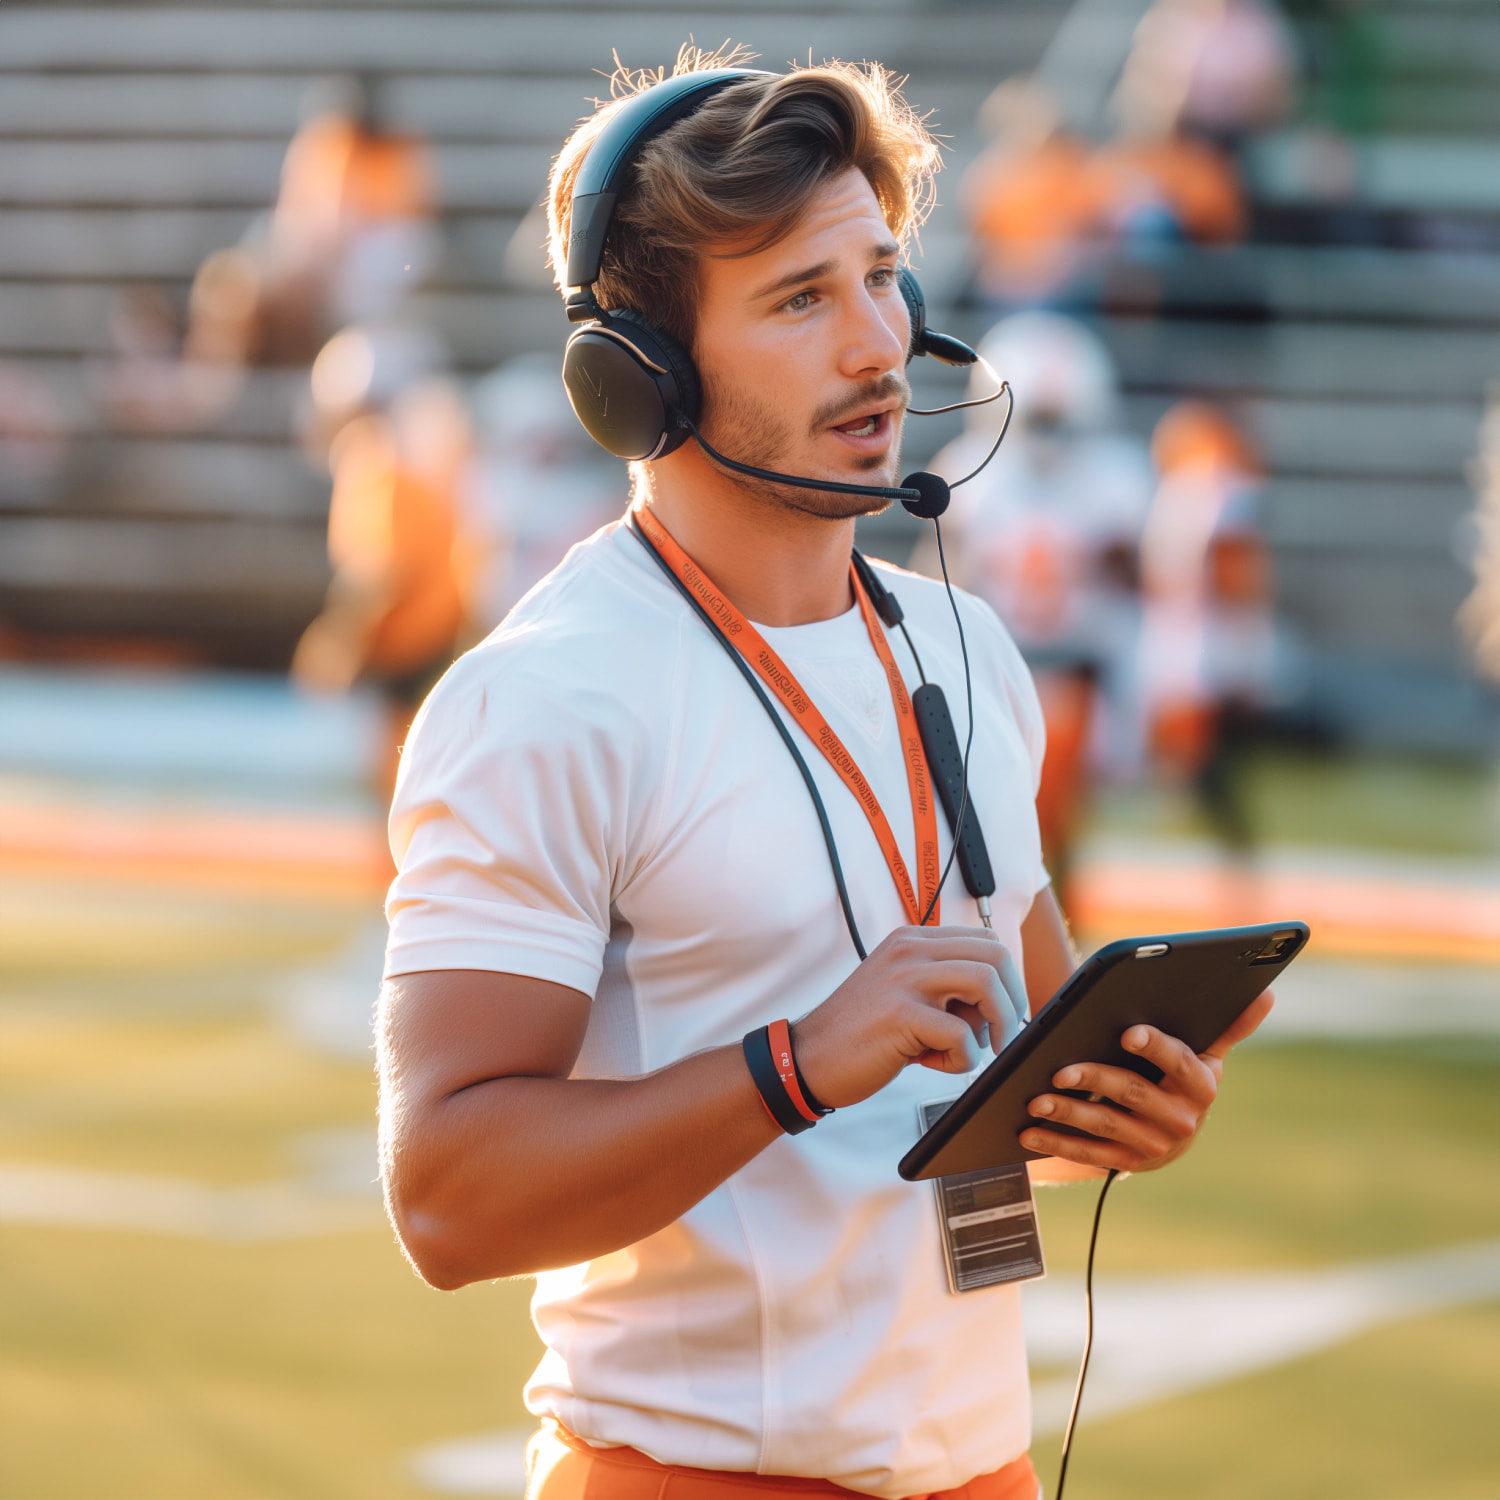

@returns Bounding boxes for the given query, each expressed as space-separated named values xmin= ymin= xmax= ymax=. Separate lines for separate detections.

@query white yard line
xmin=0 ymin=1157 xmax=380 ymax=1241
xmin=1025 ymin=1235 xmax=1500 ymax=1433
xmin=405 ymin=1238 xmax=1500 ymax=1494
xmin=1252 ymin=957 xmax=1500 ymax=1038
xmin=409 ymin=1430 xmax=535 ymax=1499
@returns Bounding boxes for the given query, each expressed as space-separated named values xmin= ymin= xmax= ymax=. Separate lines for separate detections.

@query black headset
xmin=557 ymin=67 xmax=987 ymax=518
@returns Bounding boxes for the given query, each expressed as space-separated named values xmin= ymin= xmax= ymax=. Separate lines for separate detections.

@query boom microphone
xmin=685 ymin=419 xmax=939 ymax=509
xmin=684 ymin=359 xmax=1013 ymax=523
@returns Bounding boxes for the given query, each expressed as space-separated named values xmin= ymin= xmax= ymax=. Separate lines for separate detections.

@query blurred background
xmin=1 ymin=0 xmax=1498 ymax=1496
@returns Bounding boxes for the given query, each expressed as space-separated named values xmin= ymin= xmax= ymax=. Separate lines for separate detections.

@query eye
xmin=868 ymin=266 xmax=896 ymax=287
xmin=782 ymin=289 xmax=814 ymax=313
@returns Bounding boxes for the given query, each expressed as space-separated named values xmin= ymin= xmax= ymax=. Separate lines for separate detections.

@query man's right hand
xmin=383 ymin=929 xmax=1028 ymax=1286
xmin=791 ymin=926 xmax=1028 ymax=1109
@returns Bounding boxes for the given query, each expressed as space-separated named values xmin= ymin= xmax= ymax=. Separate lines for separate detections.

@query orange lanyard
xmin=634 ymin=505 xmax=941 ymax=927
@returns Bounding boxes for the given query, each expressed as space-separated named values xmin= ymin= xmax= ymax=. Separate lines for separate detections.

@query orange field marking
xmin=0 ymin=799 xmax=389 ymax=898
xmin=1071 ymin=854 xmax=1500 ymax=965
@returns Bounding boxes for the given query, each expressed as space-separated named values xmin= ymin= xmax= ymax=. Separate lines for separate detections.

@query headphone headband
xmin=565 ymin=68 xmax=770 ymax=292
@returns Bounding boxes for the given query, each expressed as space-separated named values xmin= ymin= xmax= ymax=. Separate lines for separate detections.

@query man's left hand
xmin=1019 ymin=991 xmax=1274 ymax=1174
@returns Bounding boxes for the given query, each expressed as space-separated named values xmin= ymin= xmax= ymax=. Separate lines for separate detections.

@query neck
xmin=640 ymin=445 xmax=859 ymax=627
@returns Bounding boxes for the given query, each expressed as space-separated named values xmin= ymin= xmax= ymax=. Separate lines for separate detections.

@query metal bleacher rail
xmin=1 ymin=0 xmax=1498 ymax=751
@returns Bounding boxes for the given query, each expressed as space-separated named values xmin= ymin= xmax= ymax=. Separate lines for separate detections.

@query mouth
xmin=827 ymin=403 xmax=900 ymax=449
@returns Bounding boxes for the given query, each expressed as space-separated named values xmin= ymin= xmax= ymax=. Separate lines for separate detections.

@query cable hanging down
xmin=1055 ymin=1168 xmax=1121 ymax=1500
xmin=918 ymin=517 xmax=976 ymax=930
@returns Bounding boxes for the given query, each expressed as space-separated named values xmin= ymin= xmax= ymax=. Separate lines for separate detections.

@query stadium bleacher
xmin=1 ymin=0 xmax=1497 ymax=749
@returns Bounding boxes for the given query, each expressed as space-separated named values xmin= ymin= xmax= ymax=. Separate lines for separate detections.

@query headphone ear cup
xmin=897 ymin=268 xmax=927 ymax=364
xmin=562 ymin=312 xmax=700 ymax=462
xmin=608 ymin=310 xmax=701 ymax=445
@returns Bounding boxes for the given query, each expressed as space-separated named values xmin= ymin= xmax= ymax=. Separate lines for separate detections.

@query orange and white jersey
xmin=1138 ymin=465 xmax=1275 ymax=710
xmin=939 ymin=427 xmax=1153 ymax=669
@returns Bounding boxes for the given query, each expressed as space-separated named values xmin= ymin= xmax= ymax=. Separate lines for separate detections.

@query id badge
xmin=920 ymin=1099 xmax=1046 ymax=1294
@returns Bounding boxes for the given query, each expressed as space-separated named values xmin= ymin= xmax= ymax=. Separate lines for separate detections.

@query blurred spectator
xmin=1459 ymin=383 xmax=1500 ymax=687
xmin=300 ymin=320 xmax=447 ymax=464
xmin=1087 ymin=123 xmax=1244 ymax=262
xmin=1114 ymin=0 xmax=1298 ymax=150
xmin=1088 ymin=0 xmax=1281 ymax=274
xmin=102 ymin=77 xmax=438 ymax=436
xmin=933 ymin=312 xmax=1153 ymax=887
xmin=961 ymin=76 xmax=1102 ymax=305
xmin=247 ymin=74 xmax=438 ymax=350
xmin=294 ymin=328 xmax=472 ymax=791
xmin=460 ymin=351 xmax=629 ymax=634
xmin=1138 ymin=400 xmax=1276 ymax=850
xmin=962 ymin=0 xmax=1292 ymax=309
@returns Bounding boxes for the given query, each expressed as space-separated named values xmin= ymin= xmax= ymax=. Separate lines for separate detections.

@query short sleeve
xmin=383 ymin=644 xmax=640 ymax=994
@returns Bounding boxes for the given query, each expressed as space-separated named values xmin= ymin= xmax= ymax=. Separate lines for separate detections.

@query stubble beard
xmin=697 ymin=369 xmax=909 ymax=522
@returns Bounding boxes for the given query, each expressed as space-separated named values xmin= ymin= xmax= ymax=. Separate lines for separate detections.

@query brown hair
xmin=546 ymin=45 xmax=940 ymax=351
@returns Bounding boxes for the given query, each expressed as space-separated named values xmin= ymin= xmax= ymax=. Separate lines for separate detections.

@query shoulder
xmin=405 ymin=522 xmax=686 ymax=770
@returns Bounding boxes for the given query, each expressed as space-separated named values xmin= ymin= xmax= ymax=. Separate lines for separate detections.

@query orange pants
xmin=527 ymin=1421 xmax=1040 ymax=1500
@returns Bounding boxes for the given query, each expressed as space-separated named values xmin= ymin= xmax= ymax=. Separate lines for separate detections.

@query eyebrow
xmin=750 ymin=240 xmax=901 ymax=304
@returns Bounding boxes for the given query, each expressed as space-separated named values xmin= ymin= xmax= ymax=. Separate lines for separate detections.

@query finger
xmin=1018 ymin=1124 xmax=1143 ymax=1174
xmin=1119 ymin=1026 xmax=1218 ymax=1107
xmin=919 ymin=942 xmax=1028 ymax=1050
xmin=991 ymin=945 xmax=1029 ymax=1044
xmin=884 ymin=926 xmax=1013 ymax=960
xmin=886 ymin=927 xmax=1027 ymax=995
xmin=912 ymin=959 xmax=1012 ymax=1038
xmin=907 ymin=1009 xmax=982 ymax=1075
xmin=1026 ymin=1092 xmax=1179 ymax=1158
xmin=946 ymin=999 xmax=988 ymax=1044
xmin=1047 ymin=1061 xmax=1201 ymax=1137
xmin=1202 ymin=990 xmax=1275 ymax=1060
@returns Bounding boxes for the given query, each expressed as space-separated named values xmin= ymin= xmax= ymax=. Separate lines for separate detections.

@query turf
xmin=2 ymin=873 xmax=1498 ymax=1498
xmin=1027 ymin=1035 xmax=1500 ymax=1497
xmin=1091 ymin=748 xmax=1500 ymax=859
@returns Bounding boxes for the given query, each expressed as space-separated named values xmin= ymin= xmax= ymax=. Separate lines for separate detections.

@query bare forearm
xmin=388 ymin=1043 xmax=778 ymax=1287
xmin=382 ymin=928 xmax=1032 ymax=1291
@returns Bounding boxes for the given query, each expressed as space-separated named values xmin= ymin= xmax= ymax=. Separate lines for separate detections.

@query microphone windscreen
xmin=917 ymin=330 xmax=979 ymax=367
xmin=900 ymin=471 xmax=951 ymax=520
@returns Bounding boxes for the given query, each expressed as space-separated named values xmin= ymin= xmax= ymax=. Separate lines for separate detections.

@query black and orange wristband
xmin=743 ymin=1019 xmax=833 ymax=1135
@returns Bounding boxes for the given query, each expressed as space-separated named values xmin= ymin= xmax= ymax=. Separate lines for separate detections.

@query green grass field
xmin=3 ymin=789 xmax=1499 ymax=1499
xmin=1090 ymin=747 xmax=1500 ymax=860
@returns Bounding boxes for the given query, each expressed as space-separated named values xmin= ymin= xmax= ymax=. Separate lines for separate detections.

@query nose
xmin=837 ymin=278 xmax=906 ymax=382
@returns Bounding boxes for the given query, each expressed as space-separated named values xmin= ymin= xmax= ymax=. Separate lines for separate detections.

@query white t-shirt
xmin=385 ymin=517 xmax=1049 ymax=1498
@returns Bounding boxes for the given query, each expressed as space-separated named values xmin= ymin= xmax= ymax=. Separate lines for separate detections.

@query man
xmin=379 ymin=55 xmax=1269 ymax=1500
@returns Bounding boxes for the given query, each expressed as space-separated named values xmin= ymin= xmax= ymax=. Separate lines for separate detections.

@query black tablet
xmin=898 ymin=921 xmax=1309 ymax=1181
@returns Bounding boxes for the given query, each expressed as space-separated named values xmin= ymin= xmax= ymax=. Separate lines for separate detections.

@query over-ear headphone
xmin=558 ymin=67 xmax=979 ymax=483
